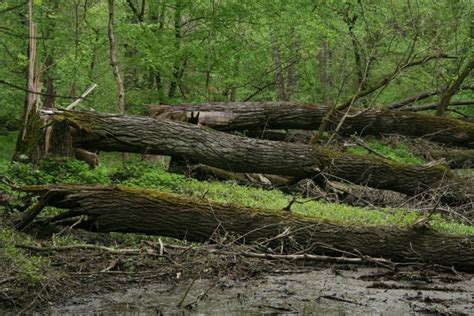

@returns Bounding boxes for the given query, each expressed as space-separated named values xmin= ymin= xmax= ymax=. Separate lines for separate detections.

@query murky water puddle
xmin=46 ymin=268 xmax=473 ymax=315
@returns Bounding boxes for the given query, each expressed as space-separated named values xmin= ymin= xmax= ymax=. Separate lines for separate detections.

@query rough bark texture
xmin=14 ymin=0 xmax=40 ymax=162
xmin=149 ymin=103 xmax=474 ymax=148
xmin=21 ymin=184 xmax=474 ymax=271
xmin=54 ymin=110 xmax=470 ymax=202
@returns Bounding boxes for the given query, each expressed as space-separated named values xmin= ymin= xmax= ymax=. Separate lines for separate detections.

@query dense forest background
xmin=1 ymin=0 xmax=473 ymax=129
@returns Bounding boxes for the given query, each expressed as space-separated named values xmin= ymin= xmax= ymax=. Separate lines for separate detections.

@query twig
xmin=18 ymin=280 xmax=50 ymax=314
xmin=177 ymin=273 xmax=201 ymax=307
xmin=282 ymin=195 xmax=297 ymax=212
xmin=350 ymin=135 xmax=391 ymax=160
xmin=15 ymin=243 xmax=156 ymax=256
xmin=207 ymin=249 xmax=396 ymax=268
xmin=184 ymin=280 xmax=219 ymax=309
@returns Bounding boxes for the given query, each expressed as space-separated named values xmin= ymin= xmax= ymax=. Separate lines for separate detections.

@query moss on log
xmin=21 ymin=184 xmax=474 ymax=271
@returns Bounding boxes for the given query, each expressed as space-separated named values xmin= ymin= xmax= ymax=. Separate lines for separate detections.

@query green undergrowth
xmin=0 ymin=132 xmax=472 ymax=236
xmin=0 ymin=222 xmax=49 ymax=284
xmin=4 ymin=157 xmax=472 ymax=236
xmin=346 ymin=137 xmax=425 ymax=165
xmin=121 ymin=167 xmax=474 ymax=235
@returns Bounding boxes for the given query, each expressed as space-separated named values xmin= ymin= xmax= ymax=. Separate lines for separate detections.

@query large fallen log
xmin=148 ymin=103 xmax=474 ymax=148
xmin=20 ymin=184 xmax=474 ymax=271
xmin=54 ymin=110 xmax=470 ymax=202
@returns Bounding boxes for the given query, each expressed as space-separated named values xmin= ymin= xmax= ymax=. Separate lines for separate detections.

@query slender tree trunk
xmin=13 ymin=0 xmax=41 ymax=162
xmin=436 ymin=58 xmax=474 ymax=116
xmin=168 ymin=0 xmax=183 ymax=98
xmin=272 ymin=37 xmax=286 ymax=101
xmin=108 ymin=0 xmax=126 ymax=114
xmin=21 ymin=184 xmax=474 ymax=271
xmin=318 ymin=40 xmax=330 ymax=102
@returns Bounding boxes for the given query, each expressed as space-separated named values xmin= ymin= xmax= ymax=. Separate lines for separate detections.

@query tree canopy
xmin=0 ymin=0 xmax=472 ymax=126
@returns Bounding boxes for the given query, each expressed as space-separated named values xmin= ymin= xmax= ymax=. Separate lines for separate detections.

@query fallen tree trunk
xmin=429 ymin=149 xmax=474 ymax=169
xmin=149 ymin=103 xmax=474 ymax=148
xmin=20 ymin=184 xmax=474 ymax=271
xmin=53 ymin=110 xmax=470 ymax=202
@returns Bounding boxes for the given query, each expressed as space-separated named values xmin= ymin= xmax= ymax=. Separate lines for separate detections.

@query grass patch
xmin=123 ymin=165 xmax=474 ymax=235
xmin=0 ymin=131 xmax=17 ymax=174
xmin=347 ymin=138 xmax=425 ymax=165
xmin=0 ymin=221 xmax=49 ymax=284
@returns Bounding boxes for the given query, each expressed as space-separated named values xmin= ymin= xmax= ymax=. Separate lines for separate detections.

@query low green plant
xmin=0 ymin=225 xmax=48 ymax=283
xmin=347 ymin=138 xmax=425 ymax=165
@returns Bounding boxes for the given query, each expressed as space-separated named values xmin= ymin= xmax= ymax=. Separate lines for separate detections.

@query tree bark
xmin=427 ymin=149 xmax=474 ymax=169
xmin=148 ymin=103 xmax=474 ymax=148
xmin=21 ymin=184 xmax=474 ymax=271
xmin=272 ymin=37 xmax=286 ymax=101
xmin=168 ymin=0 xmax=184 ymax=98
xmin=108 ymin=0 xmax=126 ymax=114
xmin=436 ymin=58 xmax=474 ymax=116
xmin=14 ymin=0 xmax=40 ymax=162
xmin=53 ymin=110 xmax=470 ymax=202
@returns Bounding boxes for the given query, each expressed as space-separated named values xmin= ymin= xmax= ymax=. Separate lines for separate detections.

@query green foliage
xmin=1 ymin=0 xmax=473 ymax=119
xmin=0 ymin=226 xmax=48 ymax=283
xmin=346 ymin=138 xmax=425 ymax=165
xmin=5 ymin=158 xmax=110 ymax=185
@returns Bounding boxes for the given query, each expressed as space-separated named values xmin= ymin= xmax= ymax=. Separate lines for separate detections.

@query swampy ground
xmin=2 ymin=227 xmax=473 ymax=315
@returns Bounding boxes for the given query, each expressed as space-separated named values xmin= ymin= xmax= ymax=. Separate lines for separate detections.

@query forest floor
xmin=1 ymin=227 xmax=473 ymax=315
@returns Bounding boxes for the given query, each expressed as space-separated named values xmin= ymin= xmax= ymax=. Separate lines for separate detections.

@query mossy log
xmin=149 ymin=103 xmax=474 ymax=148
xmin=54 ymin=110 xmax=470 ymax=202
xmin=21 ymin=184 xmax=474 ymax=271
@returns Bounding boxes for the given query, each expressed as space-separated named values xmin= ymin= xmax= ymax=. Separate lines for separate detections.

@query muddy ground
xmin=1 ymin=227 xmax=472 ymax=315
xmin=48 ymin=267 xmax=473 ymax=315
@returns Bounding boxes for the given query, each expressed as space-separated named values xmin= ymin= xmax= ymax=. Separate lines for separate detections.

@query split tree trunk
xmin=53 ymin=110 xmax=470 ymax=202
xmin=148 ymin=103 xmax=474 ymax=148
xmin=21 ymin=184 xmax=474 ymax=271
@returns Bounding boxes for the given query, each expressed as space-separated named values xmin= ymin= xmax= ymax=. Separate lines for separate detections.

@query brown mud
xmin=47 ymin=267 xmax=474 ymax=315
xmin=1 ymin=227 xmax=472 ymax=315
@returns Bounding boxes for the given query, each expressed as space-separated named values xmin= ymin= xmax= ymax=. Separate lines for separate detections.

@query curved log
xmin=149 ymin=103 xmax=474 ymax=148
xmin=21 ymin=184 xmax=474 ymax=271
xmin=52 ymin=110 xmax=471 ymax=202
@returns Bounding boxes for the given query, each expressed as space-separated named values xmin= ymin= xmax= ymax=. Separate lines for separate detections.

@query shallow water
xmin=45 ymin=268 xmax=473 ymax=315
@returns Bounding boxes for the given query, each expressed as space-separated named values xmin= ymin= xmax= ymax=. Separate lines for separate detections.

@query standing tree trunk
xmin=436 ymin=58 xmax=474 ymax=116
xmin=272 ymin=37 xmax=286 ymax=101
xmin=108 ymin=0 xmax=126 ymax=114
xmin=13 ymin=0 xmax=41 ymax=163
xmin=285 ymin=38 xmax=299 ymax=101
xmin=318 ymin=40 xmax=330 ymax=102
xmin=168 ymin=0 xmax=184 ymax=98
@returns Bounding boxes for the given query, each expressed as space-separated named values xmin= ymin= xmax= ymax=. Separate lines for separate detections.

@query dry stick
xmin=350 ymin=135 xmax=391 ymax=160
xmin=209 ymin=249 xmax=396 ymax=268
xmin=184 ymin=280 xmax=219 ymax=309
xmin=15 ymin=243 xmax=155 ymax=256
xmin=18 ymin=279 xmax=50 ymax=314
xmin=15 ymin=191 xmax=53 ymax=231
xmin=65 ymin=83 xmax=97 ymax=110
xmin=177 ymin=273 xmax=201 ymax=308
